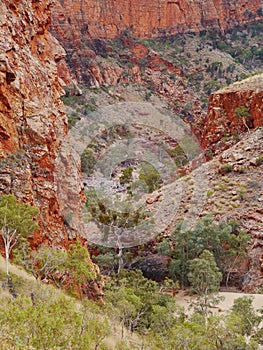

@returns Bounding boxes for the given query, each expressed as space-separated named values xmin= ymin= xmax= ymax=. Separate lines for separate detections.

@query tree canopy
xmin=157 ymin=215 xmax=249 ymax=287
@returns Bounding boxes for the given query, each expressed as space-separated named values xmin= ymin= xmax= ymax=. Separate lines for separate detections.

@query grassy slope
xmin=0 ymin=255 xmax=146 ymax=350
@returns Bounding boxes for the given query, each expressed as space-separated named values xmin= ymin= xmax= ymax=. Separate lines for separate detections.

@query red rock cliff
xmin=51 ymin=0 xmax=263 ymax=40
xmin=0 ymin=0 xmax=84 ymax=247
xmin=50 ymin=0 xmax=263 ymax=88
xmin=198 ymin=74 xmax=263 ymax=154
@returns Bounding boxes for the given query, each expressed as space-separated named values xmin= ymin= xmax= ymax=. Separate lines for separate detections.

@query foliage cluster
xmin=138 ymin=162 xmax=162 ymax=193
xmin=219 ymin=163 xmax=234 ymax=174
xmin=0 ymin=194 xmax=96 ymax=297
xmin=234 ymin=106 xmax=251 ymax=118
xmin=0 ymin=194 xmax=39 ymax=276
xmin=255 ymin=155 xmax=263 ymax=166
xmin=105 ymin=270 xmax=263 ymax=350
xmin=106 ymin=270 xmax=184 ymax=335
xmin=14 ymin=241 xmax=96 ymax=298
xmin=203 ymin=23 xmax=263 ymax=70
xmin=1 ymin=266 xmax=263 ymax=350
xmin=0 ymin=294 xmax=110 ymax=350
xmin=120 ymin=167 xmax=133 ymax=185
xmin=67 ymin=113 xmax=81 ymax=129
xmin=81 ymin=148 xmax=96 ymax=175
xmin=0 ymin=188 xmax=259 ymax=349
xmin=85 ymin=189 xmax=150 ymax=229
xmin=157 ymin=215 xmax=249 ymax=287
xmin=0 ymin=270 xmax=111 ymax=350
xmin=167 ymin=145 xmax=188 ymax=167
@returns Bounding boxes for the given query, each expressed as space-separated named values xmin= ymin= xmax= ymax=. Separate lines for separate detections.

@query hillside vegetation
xmin=1 ymin=254 xmax=263 ymax=349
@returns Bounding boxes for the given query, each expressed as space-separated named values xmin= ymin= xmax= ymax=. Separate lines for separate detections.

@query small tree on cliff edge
xmin=234 ymin=106 xmax=251 ymax=132
xmin=0 ymin=194 xmax=39 ymax=276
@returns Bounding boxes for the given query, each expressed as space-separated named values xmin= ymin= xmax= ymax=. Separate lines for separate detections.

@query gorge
xmin=0 ymin=0 xmax=263 ymax=293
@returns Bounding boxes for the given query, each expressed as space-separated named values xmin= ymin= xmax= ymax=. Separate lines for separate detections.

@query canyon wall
xmin=51 ymin=0 xmax=263 ymax=41
xmin=0 ymin=0 xmax=84 ymax=248
xmin=50 ymin=1 xmax=263 ymax=87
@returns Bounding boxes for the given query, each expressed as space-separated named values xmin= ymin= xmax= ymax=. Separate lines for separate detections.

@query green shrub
xmin=83 ymin=102 xmax=97 ymax=114
xmin=234 ymin=106 xmax=251 ymax=118
xmin=255 ymin=155 xmax=263 ymax=166
xmin=81 ymin=148 xmax=96 ymax=175
xmin=167 ymin=146 xmax=188 ymax=167
xmin=120 ymin=167 xmax=133 ymax=185
xmin=219 ymin=163 xmax=234 ymax=174
xmin=67 ymin=114 xmax=81 ymax=129
xmin=139 ymin=163 xmax=161 ymax=193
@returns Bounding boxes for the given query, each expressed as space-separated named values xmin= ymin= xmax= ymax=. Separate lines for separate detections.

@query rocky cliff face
xmin=198 ymin=74 xmax=263 ymax=155
xmin=194 ymin=75 xmax=263 ymax=290
xmin=0 ymin=0 xmax=84 ymax=247
xmin=51 ymin=0 xmax=263 ymax=40
xmin=50 ymin=1 xmax=263 ymax=87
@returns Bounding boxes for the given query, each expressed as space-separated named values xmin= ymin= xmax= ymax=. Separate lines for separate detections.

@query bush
xmin=0 ymin=294 xmax=109 ymax=349
xmin=81 ymin=148 xmax=96 ymax=175
xmin=219 ymin=163 xmax=234 ymax=174
xmin=255 ymin=156 xmax=263 ymax=166
xmin=67 ymin=114 xmax=81 ymax=129
xmin=120 ymin=167 xmax=133 ymax=185
xmin=139 ymin=163 xmax=161 ymax=193
xmin=167 ymin=145 xmax=188 ymax=167
xmin=234 ymin=106 xmax=251 ymax=118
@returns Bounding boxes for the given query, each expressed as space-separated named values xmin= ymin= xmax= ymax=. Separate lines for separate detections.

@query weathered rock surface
xmin=51 ymin=0 xmax=263 ymax=40
xmin=2 ymin=0 xmax=260 ymax=292
xmin=214 ymin=129 xmax=263 ymax=291
xmin=198 ymin=74 xmax=263 ymax=155
xmin=0 ymin=0 xmax=84 ymax=247
xmin=151 ymin=127 xmax=263 ymax=291
xmin=50 ymin=1 xmax=263 ymax=88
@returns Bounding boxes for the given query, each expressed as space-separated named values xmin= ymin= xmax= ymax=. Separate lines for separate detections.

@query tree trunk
xmin=226 ymin=254 xmax=239 ymax=287
xmin=5 ymin=243 xmax=9 ymax=276
xmin=117 ymin=235 xmax=123 ymax=275
xmin=118 ymin=251 xmax=123 ymax=275
xmin=242 ymin=117 xmax=250 ymax=132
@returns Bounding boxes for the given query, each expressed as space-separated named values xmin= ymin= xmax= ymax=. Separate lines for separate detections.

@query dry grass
xmin=219 ymin=73 xmax=263 ymax=93
xmin=0 ymin=255 xmax=35 ymax=281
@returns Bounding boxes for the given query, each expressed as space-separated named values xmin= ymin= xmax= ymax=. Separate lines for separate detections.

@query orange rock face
xmin=198 ymin=74 xmax=263 ymax=154
xmin=0 ymin=0 xmax=84 ymax=247
xmin=50 ymin=0 xmax=263 ymax=89
xmin=51 ymin=0 xmax=263 ymax=41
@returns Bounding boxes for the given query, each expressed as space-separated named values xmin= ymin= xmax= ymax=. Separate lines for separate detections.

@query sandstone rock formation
xmin=217 ymin=128 xmax=263 ymax=292
xmin=1 ymin=0 xmax=261 ymax=292
xmin=198 ymin=74 xmax=263 ymax=155
xmin=0 ymin=0 xmax=84 ymax=247
xmin=51 ymin=1 xmax=263 ymax=87
xmin=52 ymin=0 xmax=263 ymax=40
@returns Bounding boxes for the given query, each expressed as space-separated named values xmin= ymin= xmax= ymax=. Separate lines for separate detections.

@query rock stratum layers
xmin=0 ymin=0 xmax=84 ymax=247
xmin=50 ymin=0 xmax=263 ymax=88
xmin=51 ymin=0 xmax=263 ymax=40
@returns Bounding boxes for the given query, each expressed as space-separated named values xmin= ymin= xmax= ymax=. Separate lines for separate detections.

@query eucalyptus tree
xmin=0 ymin=194 xmax=39 ymax=276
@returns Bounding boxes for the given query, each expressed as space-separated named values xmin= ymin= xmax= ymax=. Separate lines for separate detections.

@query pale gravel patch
xmin=175 ymin=289 xmax=263 ymax=314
